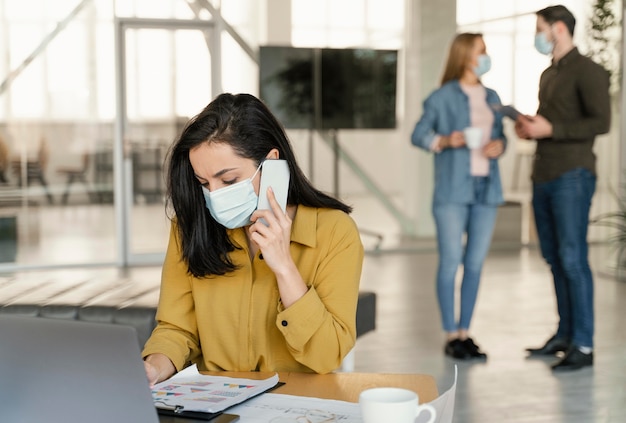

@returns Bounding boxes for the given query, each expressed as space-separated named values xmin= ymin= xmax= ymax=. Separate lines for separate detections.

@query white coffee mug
xmin=359 ymin=387 xmax=436 ymax=423
xmin=463 ymin=127 xmax=483 ymax=149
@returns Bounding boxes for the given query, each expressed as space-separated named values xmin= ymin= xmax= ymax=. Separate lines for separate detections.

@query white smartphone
xmin=257 ymin=159 xmax=290 ymax=224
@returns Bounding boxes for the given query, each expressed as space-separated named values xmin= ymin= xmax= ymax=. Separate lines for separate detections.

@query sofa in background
xmin=0 ymin=272 xmax=376 ymax=371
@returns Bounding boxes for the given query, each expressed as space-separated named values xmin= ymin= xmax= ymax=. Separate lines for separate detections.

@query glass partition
xmin=119 ymin=24 xmax=213 ymax=263
xmin=0 ymin=0 xmax=117 ymax=269
xmin=0 ymin=0 xmax=219 ymax=270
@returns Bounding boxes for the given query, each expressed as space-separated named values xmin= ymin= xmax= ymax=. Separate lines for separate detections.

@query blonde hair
xmin=440 ymin=33 xmax=483 ymax=85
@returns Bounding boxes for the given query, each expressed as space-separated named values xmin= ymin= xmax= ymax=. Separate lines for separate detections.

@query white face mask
xmin=473 ymin=54 xmax=491 ymax=77
xmin=201 ymin=163 xmax=262 ymax=229
xmin=534 ymin=31 xmax=554 ymax=55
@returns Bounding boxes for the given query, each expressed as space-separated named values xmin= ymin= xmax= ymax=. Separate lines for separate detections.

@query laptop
xmin=0 ymin=315 xmax=159 ymax=423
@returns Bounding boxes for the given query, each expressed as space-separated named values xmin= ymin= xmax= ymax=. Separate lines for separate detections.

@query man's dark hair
xmin=537 ymin=5 xmax=576 ymax=36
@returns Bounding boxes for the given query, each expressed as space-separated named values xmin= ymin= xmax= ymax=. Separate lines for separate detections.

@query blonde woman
xmin=411 ymin=33 xmax=506 ymax=360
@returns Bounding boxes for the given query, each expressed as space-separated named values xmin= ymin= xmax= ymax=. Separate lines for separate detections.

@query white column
xmin=402 ymin=0 xmax=456 ymax=237
xmin=263 ymin=0 xmax=292 ymax=45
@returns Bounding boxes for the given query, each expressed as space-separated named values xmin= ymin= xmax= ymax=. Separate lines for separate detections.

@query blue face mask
xmin=534 ymin=32 xmax=554 ymax=55
xmin=201 ymin=163 xmax=262 ymax=229
xmin=473 ymin=54 xmax=491 ymax=77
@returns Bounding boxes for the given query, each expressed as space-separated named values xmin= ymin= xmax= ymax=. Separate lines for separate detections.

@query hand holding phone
xmin=257 ymin=159 xmax=290 ymax=225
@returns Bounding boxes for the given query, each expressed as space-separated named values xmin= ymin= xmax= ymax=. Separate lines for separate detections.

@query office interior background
xmin=2 ymin=2 xmax=626 ymax=422
xmin=0 ymin=0 xmax=623 ymax=271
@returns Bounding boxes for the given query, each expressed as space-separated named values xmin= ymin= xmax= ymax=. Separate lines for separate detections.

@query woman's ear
xmin=266 ymin=148 xmax=280 ymax=160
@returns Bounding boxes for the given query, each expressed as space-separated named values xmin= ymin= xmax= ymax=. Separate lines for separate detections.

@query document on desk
xmin=151 ymin=364 xmax=279 ymax=413
xmin=229 ymin=393 xmax=362 ymax=422
xmin=227 ymin=366 xmax=458 ymax=423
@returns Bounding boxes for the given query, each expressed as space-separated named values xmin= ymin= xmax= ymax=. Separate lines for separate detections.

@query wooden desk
xmin=204 ymin=371 xmax=439 ymax=403
xmin=160 ymin=372 xmax=439 ymax=422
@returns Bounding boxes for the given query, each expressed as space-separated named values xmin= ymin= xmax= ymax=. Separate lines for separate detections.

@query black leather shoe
xmin=462 ymin=337 xmax=487 ymax=360
xmin=526 ymin=335 xmax=570 ymax=356
xmin=551 ymin=347 xmax=593 ymax=371
xmin=445 ymin=339 xmax=471 ymax=359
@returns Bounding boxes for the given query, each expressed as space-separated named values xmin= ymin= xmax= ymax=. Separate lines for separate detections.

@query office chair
xmin=57 ymin=152 xmax=94 ymax=204
xmin=11 ymin=137 xmax=54 ymax=204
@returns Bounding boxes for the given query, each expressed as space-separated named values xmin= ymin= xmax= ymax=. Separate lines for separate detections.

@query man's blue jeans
xmin=532 ymin=167 xmax=596 ymax=348
xmin=433 ymin=177 xmax=498 ymax=333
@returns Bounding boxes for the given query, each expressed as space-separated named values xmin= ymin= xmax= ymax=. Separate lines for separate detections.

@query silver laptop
xmin=0 ymin=315 xmax=159 ymax=423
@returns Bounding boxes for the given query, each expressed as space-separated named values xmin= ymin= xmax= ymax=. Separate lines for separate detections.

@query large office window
xmin=0 ymin=0 xmax=120 ymax=270
xmin=291 ymin=0 xmax=404 ymax=49
xmin=0 ymin=0 xmax=218 ymax=121
xmin=0 ymin=0 xmax=265 ymax=270
xmin=2 ymin=0 xmax=109 ymax=119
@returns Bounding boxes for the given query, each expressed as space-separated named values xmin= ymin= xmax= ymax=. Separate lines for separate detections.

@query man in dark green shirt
xmin=515 ymin=5 xmax=610 ymax=372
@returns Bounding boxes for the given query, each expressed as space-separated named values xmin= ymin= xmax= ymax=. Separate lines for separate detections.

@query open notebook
xmin=0 ymin=315 xmax=159 ymax=423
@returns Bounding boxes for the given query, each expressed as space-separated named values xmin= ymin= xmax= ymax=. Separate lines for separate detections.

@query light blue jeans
xmin=433 ymin=177 xmax=498 ymax=333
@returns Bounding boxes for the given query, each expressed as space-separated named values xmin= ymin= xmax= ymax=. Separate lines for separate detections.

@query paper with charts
xmin=151 ymin=364 xmax=279 ymax=413
xmin=229 ymin=393 xmax=362 ymax=422
xmin=228 ymin=365 xmax=458 ymax=423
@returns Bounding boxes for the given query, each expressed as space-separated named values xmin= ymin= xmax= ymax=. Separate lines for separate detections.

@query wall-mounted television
xmin=259 ymin=46 xmax=397 ymax=130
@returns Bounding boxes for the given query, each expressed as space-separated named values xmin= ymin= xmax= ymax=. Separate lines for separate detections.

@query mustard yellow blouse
xmin=142 ymin=205 xmax=364 ymax=374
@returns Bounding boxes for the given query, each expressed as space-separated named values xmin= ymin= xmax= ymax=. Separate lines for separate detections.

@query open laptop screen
xmin=0 ymin=315 xmax=159 ymax=423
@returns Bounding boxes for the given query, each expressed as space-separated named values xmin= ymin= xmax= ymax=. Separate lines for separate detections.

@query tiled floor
xmin=354 ymin=244 xmax=626 ymax=422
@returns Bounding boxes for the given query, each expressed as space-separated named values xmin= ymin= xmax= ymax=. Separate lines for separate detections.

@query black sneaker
xmin=444 ymin=339 xmax=471 ymax=359
xmin=462 ymin=337 xmax=487 ymax=360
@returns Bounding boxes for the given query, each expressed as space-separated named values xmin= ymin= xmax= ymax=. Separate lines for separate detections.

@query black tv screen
xmin=259 ymin=46 xmax=397 ymax=129
xmin=259 ymin=46 xmax=315 ymax=129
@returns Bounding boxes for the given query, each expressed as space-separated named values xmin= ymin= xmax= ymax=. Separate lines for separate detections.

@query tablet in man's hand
xmin=491 ymin=104 xmax=522 ymax=120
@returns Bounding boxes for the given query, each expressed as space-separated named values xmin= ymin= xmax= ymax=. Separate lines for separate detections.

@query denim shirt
xmin=411 ymin=80 xmax=507 ymax=206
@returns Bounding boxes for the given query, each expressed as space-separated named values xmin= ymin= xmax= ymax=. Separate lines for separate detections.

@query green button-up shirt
xmin=533 ymin=47 xmax=611 ymax=183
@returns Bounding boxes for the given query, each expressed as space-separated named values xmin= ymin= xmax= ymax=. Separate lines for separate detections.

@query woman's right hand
xmin=442 ymin=131 xmax=466 ymax=149
xmin=144 ymin=353 xmax=176 ymax=387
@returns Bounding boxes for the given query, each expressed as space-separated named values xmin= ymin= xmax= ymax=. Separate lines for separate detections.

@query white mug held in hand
xmin=359 ymin=387 xmax=436 ymax=423
xmin=463 ymin=127 xmax=483 ymax=149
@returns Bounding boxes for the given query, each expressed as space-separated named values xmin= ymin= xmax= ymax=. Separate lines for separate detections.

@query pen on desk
xmin=154 ymin=400 xmax=184 ymax=413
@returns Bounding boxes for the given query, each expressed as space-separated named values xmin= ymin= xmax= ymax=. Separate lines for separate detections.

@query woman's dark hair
xmin=166 ymin=93 xmax=352 ymax=278
xmin=537 ymin=5 xmax=576 ymax=37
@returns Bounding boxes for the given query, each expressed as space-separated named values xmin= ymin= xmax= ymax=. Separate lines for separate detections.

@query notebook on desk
xmin=0 ymin=315 xmax=159 ymax=423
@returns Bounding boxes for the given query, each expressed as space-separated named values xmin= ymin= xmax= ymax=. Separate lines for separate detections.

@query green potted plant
xmin=591 ymin=180 xmax=626 ymax=281
xmin=587 ymin=0 xmax=624 ymax=280
xmin=588 ymin=0 xmax=621 ymax=94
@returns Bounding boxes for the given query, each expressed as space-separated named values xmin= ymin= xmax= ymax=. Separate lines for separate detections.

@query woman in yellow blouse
xmin=143 ymin=93 xmax=364 ymax=385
